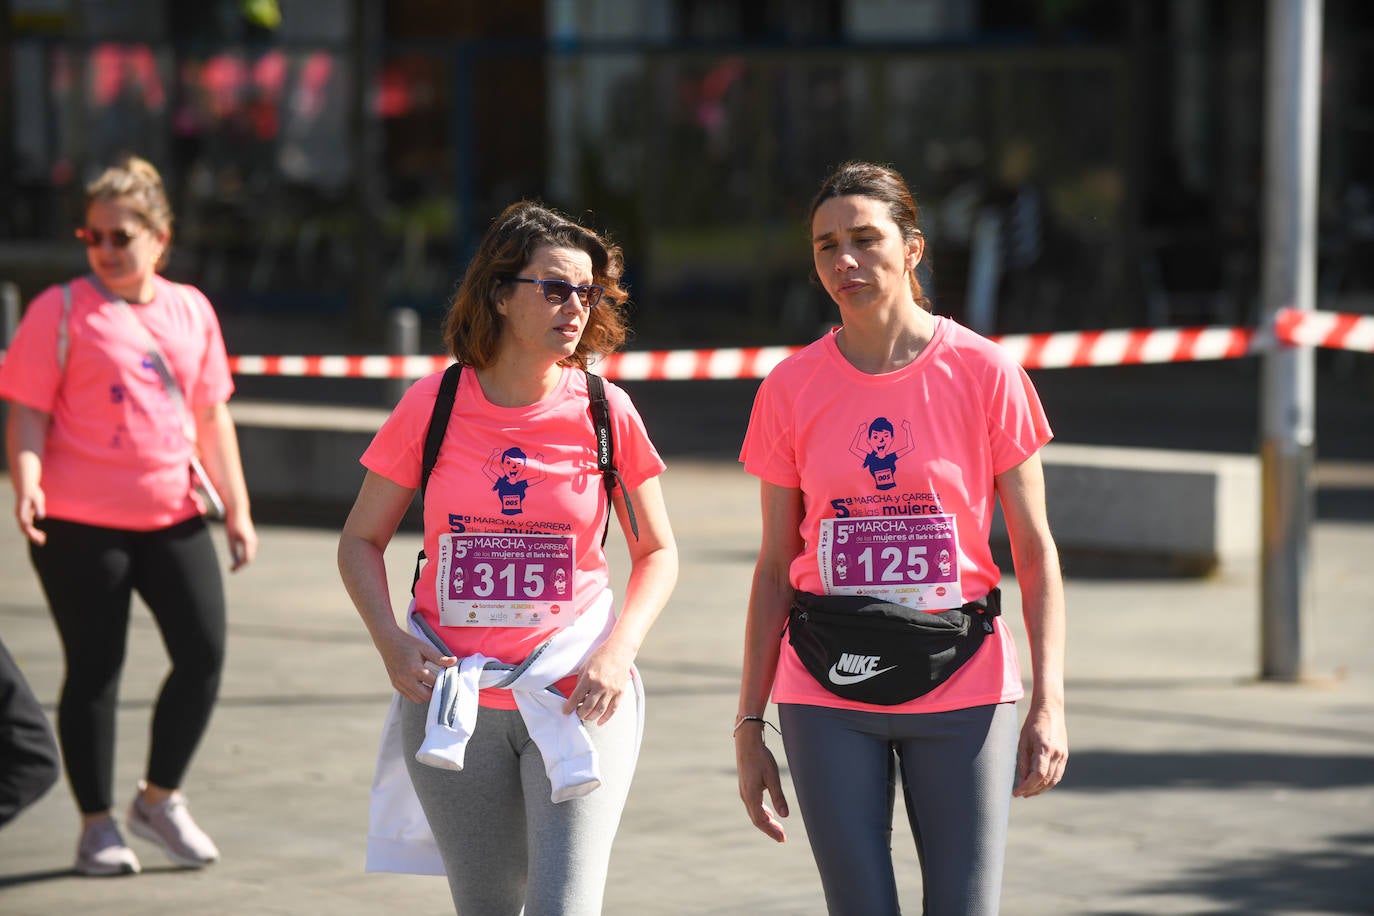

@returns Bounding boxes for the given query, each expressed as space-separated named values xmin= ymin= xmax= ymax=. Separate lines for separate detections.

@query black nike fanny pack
xmin=787 ymin=588 xmax=1001 ymax=705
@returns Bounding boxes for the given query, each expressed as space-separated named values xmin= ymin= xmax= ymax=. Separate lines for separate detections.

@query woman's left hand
xmin=563 ymin=641 xmax=634 ymax=726
xmin=1013 ymin=696 xmax=1068 ymax=797
xmin=225 ymin=509 xmax=258 ymax=572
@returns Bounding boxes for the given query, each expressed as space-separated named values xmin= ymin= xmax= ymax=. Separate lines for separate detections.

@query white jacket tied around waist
xmin=366 ymin=590 xmax=645 ymax=875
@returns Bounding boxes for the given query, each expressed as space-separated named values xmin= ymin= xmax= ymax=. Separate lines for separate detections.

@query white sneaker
xmin=127 ymin=782 xmax=220 ymax=868
xmin=75 ymin=816 xmax=141 ymax=876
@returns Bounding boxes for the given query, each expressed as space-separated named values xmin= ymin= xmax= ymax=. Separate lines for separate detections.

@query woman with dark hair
xmin=0 ymin=155 xmax=255 ymax=875
xmin=339 ymin=200 xmax=678 ymax=914
xmin=734 ymin=162 xmax=1067 ymax=915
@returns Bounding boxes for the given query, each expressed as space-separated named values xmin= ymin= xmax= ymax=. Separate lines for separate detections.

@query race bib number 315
xmin=817 ymin=514 xmax=963 ymax=610
xmin=436 ymin=532 xmax=576 ymax=627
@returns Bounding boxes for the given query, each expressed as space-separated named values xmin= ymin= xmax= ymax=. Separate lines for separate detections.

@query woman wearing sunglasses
xmin=734 ymin=162 xmax=1067 ymax=915
xmin=0 ymin=155 xmax=256 ymax=875
xmin=339 ymin=200 xmax=677 ymax=914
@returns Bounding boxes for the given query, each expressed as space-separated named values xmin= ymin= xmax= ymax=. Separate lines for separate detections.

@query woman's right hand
xmin=7 ymin=405 xmax=51 ymax=546
xmin=15 ymin=482 xmax=46 ymax=545
xmin=374 ymin=626 xmax=456 ymax=705
xmin=735 ymin=726 xmax=789 ymax=843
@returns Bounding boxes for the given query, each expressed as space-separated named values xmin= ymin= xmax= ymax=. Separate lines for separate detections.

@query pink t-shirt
xmin=740 ymin=316 xmax=1052 ymax=714
xmin=0 ymin=275 xmax=234 ymax=530
xmin=362 ymin=366 xmax=666 ymax=709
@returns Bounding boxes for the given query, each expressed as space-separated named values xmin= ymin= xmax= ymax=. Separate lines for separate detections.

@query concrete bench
xmin=232 ymin=402 xmax=1261 ymax=573
xmin=992 ymin=443 xmax=1260 ymax=575
xmin=231 ymin=401 xmax=388 ymax=524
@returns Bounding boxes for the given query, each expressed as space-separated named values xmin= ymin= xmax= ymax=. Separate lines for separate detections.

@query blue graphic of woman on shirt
xmin=849 ymin=417 xmax=914 ymax=490
xmin=483 ymin=446 xmax=547 ymax=515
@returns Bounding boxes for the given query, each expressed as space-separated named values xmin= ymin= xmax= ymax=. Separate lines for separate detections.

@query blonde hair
xmin=85 ymin=156 xmax=174 ymax=266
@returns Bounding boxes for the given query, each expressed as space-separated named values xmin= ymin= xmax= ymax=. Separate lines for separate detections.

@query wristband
xmin=732 ymin=714 xmax=781 ymax=737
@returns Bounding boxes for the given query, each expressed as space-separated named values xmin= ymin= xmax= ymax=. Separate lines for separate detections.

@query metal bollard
xmin=0 ymin=281 xmax=18 ymax=471
xmin=1 ymin=281 xmax=19 ymax=347
xmin=385 ymin=307 xmax=421 ymax=406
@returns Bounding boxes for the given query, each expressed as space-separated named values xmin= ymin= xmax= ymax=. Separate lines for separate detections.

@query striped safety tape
xmin=5 ymin=310 xmax=1367 ymax=379
xmin=1275 ymin=307 xmax=1374 ymax=353
xmin=989 ymin=325 xmax=1257 ymax=369
xmin=230 ymin=354 xmax=451 ymax=379
xmin=223 ymin=326 xmax=1261 ymax=380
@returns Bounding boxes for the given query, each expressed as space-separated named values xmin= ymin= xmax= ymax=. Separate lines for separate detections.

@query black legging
xmin=29 ymin=516 xmax=225 ymax=814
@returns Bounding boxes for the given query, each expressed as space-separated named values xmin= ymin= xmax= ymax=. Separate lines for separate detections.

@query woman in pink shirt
xmin=0 ymin=156 xmax=255 ymax=876
xmin=338 ymin=201 xmax=677 ymax=914
xmin=735 ymin=162 xmax=1068 ymax=915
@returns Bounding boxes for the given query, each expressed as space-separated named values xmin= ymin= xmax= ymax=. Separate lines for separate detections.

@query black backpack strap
xmin=412 ymin=363 xmax=463 ymax=597
xmin=586 ymin=371 xmax=638 ymax=546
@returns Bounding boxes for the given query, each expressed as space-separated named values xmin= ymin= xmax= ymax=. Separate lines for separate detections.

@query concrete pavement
xmin=1 ymin=461 xmax=1372 ymax=915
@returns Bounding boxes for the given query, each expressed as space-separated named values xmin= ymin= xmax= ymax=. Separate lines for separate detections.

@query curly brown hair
xmin=442 ymin=201 xmax=630 ymax=368
xmin=809 ymin=161 xmax=930 ymax=311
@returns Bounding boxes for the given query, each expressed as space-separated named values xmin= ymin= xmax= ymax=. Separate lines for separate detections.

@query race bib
xmin=436 ymin=532 xmax=576 ymax=627
xmin=817 ymin=514 xmax=963 ymax=610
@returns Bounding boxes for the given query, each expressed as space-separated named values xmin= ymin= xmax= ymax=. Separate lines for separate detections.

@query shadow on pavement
xmin=1317 ymin=488 xmax=1374 ymax=522
xmin=1127 ymin=830 xmax=1374 ymax=916
xmin=1069 ymin=702 xmax=1374 ymax=746
xmin=1060 ymin=750 xmax=1374 ymax=791
xmin=0 ymin=868 xmax=76 ymax=890
xmin=0 ymin=863 xmax=197 ymax=889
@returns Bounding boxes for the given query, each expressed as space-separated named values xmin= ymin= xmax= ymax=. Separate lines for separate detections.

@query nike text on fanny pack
xmin=827 ymin=653 xmax=897 ymax=685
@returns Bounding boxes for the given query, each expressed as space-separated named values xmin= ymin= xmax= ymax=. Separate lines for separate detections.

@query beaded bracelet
xmin=732 ymin=714 xmax=781 ymax=737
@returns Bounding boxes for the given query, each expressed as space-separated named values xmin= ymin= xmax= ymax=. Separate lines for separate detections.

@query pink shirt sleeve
xmin=180 ymin=284 xmax=235 ymax=408
xmin=974 ymin=344 xmax=1052 ymax=475
xmin=603 ymin=378 xmax=667 ymax=492
xmin=739 ymin=372 xmax=800 ymax=488
xmin=360 ymin=373 xmax=432 ymax=488
xmin=0 ymin=285 xmax=64 ymax=411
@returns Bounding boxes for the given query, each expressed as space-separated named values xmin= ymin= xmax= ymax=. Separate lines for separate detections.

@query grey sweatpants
xmin=401 ymin=689 xmax=639 ymax=915
xmin=779 ymin=702 xmax=1018 ymax=916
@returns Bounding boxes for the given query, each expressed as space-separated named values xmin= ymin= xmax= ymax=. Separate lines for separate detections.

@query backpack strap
xmin=586 ymin=371 xmax=638 ymax=546
xmin=421 ymin=364 xmax=463 ymax=501
xmin=57 ymin=283 xmax=72 ymax=370
xmin=411 ymin=363 xmax=463 ymax=597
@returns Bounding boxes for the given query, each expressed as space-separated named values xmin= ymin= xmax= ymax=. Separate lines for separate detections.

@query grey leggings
xmin=401 ymin=689 xmax=639 ymax=916
xmin=779 ymin=702 xmax=1018 ymax=916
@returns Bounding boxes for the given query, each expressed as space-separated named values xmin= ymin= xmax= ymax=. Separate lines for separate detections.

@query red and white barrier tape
xmin=226 ymin=326 xmax=1263 ymax=380
xmin=594 ymin=346 xmax=800 ymax=381
xmin=990 ymin=325 xmax=1257 ymax=369
xmin=5 ymin=309 xmax=1367 ymax=380
xmin=1275 ymin=307 xmax=1374 ymax=353
xmin=225 ymin=310 xmax=1373 ymax=379
xmin=229 ymin=354 xmax=453 ymax=380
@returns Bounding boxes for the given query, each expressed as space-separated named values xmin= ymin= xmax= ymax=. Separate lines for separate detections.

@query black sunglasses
xmin=76 ymin=227 xmax=140 ymax=248
xmin=510 ymin=277 xmax=604 ymax=309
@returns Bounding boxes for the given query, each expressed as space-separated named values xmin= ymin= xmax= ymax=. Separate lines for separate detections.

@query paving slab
xmin=1 ymin=461 xmax=1372 ymax=915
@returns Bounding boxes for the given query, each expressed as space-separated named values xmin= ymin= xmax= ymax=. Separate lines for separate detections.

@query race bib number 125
xmin=817 ymin=514 xmax=963 ymax=610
